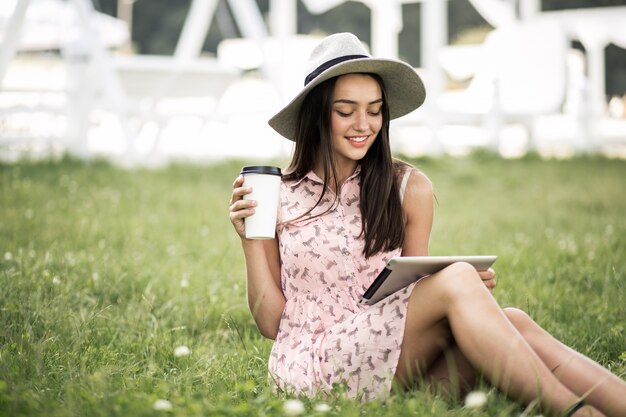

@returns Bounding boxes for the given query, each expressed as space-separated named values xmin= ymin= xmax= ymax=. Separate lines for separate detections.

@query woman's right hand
xmin=479 ymin=268 xmax=497 ymax=291
xmin=229 ymin=175 xmax=257 ymax=239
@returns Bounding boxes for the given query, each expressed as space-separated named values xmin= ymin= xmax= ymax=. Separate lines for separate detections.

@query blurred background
xmin=1 ymin=0 xmax=626 ymax=166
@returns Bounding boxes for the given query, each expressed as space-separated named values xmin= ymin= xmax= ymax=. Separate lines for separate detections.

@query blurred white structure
xmin=0 ymin=0 xmax=133 ymax=161
xmin=1 ymin=0 xmax=625 ymax=164
xmin=0 ymin=0 xmax=246 ymax=165
xmin=434 ymin=0 xmax=626 ymax=157
xmin=436 ymin=19 xmax=569 ymax=152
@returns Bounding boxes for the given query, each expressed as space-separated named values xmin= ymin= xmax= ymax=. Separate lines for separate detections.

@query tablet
xmin=359 ymin=256 xmax=498 ymax=305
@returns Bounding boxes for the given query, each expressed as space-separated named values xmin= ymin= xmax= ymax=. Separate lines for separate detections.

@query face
xmin=329 ymin=73 xmax=383 ymax=170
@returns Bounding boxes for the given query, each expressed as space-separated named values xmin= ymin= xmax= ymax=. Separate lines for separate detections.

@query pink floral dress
xmin=268 ymin=167 xmax=416 ymax=401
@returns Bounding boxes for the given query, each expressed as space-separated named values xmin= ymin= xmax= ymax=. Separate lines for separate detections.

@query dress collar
xmin=288 ymin=165 xmax=362 ymax=187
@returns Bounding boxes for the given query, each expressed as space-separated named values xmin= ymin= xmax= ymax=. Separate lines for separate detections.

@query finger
xmin=230 ymin=199 xmax=256 ymax=213
xmin=232 ymin=175 xmax=244 ymax=188
xmin=230 ymin=186 xmax=253 ymax=205
xmin=230 ymin=207 xmax=255 ymax=222
xmin=479 ymin=269 xmax=495 ymax=280
xmin=484 ymin=278 xmax=497 ymax=289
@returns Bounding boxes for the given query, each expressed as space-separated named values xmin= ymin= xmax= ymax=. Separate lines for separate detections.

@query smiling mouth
xmin=346 ymin=135 xmax=369 ymax=143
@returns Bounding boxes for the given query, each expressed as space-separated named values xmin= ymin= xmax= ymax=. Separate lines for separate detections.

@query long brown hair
xmin=283 ymin=73 xmax=407 ymax=258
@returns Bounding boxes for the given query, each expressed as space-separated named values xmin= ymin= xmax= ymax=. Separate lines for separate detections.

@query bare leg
xmin=393 ymin=320 xmax=476 ymax=398
xmin=424 ymin=308 xmax=626 ymax=417
xmin=394 ymin=262 xmax=605 ymax=417
xmin=505 ymin=307 xmax=626 ymax=417
xmin=423 ymin=342 xmax=478 ymax=399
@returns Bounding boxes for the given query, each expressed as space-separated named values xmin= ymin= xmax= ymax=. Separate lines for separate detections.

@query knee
xmin=443 ymin=262 xmax=481 ymax=281
xmin=436 ymin=262 xmax=484 ymax=300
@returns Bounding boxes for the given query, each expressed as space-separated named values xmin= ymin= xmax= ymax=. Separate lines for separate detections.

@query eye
xmin=336 ymin=110 xmax=352 ymax=117
xmin=367 ymin=105 xmax=383 ymax=116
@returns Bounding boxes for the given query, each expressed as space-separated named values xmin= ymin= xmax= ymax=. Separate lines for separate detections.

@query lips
xmin=346 ymin=135 xmax=369 ymax=147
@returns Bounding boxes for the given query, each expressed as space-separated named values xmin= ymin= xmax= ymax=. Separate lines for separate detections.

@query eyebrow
xmin=333 ymin=98 xmax=383 ymax=105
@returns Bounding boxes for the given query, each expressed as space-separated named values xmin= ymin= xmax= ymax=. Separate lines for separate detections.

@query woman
xmin=228 ymin=33 xmax=626 ymax=416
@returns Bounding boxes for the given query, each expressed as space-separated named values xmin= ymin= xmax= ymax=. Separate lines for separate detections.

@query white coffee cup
xmin=241 ymin=166 xmax=282 ymax=239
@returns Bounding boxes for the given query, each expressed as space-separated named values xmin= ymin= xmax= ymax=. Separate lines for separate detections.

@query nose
xmin=353 ymin=111 xmax=368 ymax=132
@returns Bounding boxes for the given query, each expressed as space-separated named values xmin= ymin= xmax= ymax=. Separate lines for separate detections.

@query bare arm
xmin=229 ymin=175 xmax=285 ymax=339
xmin=399 ymin=170 xmax=496 ymax=289
xmin=401 ymin=170 xmax=434 ymax=257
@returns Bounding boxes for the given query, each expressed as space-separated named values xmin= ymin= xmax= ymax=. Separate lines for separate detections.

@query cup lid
xmin=240 ymin=166 xmax=282 ymax=176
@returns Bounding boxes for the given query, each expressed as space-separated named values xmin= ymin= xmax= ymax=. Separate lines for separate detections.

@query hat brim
xmin=268 ymin=58 xmax=426 ymax=141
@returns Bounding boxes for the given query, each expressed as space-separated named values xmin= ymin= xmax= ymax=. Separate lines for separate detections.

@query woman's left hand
xmin=479 ymin=268 xmax=497 ymax=291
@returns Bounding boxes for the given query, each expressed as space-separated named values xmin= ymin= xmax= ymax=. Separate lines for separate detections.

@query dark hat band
xmin=304 ymin=54 xmax=368 ymax=86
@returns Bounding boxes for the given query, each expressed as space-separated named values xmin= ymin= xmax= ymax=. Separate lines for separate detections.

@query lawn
xmin=1 ymin=153 xmax=625 ymax=416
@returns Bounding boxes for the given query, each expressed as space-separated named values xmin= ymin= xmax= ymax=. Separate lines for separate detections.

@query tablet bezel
xmin=360 ymin=255 xmax=498 ymax=305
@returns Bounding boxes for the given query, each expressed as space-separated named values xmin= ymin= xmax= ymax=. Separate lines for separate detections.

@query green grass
xmin=1 ymin=153 xmax=625 ymax=416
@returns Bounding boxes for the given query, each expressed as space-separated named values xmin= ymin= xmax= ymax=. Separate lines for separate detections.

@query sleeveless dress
xmin=268 ymin=166 xmax=416 ymax=401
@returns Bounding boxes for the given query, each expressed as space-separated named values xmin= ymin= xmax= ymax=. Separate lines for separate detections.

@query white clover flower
xmin=314 ymin=402 xmax=331 ymax=412
xmin=180 ymin=278 xmax=189 ymax=288
xmin=4 ymin=252 xmax=12 ymax=261
xmin=92 ymin=272 xmax=100 ymax=281
xmin=174 ymin=345 xmax=191 ymax=357
xmin=153 ymin=399 xmax=173 ymax=411
xmin=283 ymin=399 xmax=305 ymax=416
xmin=464 ymin=390 xmax=488 ymax=408
xmin=52 ymin=276 xmax=61 ymax=285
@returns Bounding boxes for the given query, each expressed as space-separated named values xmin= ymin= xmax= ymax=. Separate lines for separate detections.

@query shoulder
xmin=405 ymin=169 xmax=433 ymax=197
xmin=402 ymin=167 xmax=434 ymax=220
xmin=394 ymin=159 xmax=433 ymax=199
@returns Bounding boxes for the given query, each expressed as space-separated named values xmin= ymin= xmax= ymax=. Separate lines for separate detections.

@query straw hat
xmin=268 ymin=32 xmax=426 ymax=141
